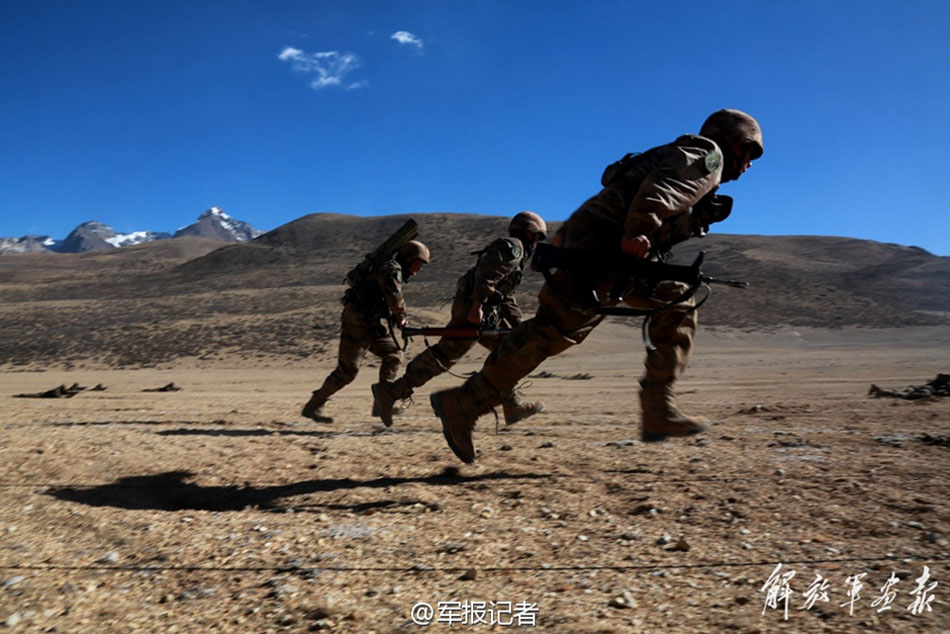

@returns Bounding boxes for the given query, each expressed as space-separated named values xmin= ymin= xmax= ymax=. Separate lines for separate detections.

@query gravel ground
xmin=1 ymin=327 xmax=948 ymax=633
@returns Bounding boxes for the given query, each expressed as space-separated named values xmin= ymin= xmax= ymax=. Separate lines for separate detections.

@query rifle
xmin=532 ymin=242 xmax=747 ymax=298
xmin=344 ymin=219 xmax=419 ymax=288
xmin=531 ymin=242 xmax=749 ymax=349
xmin=402 ymin=326 xmax=512 ymax=340
xmin=399 ymin=325 xmax=511 ymax=350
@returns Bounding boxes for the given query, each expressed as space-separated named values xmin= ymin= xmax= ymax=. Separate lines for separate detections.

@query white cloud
xmin=391 ymin=31 xmax=423 ymax=50
xmin=277 ymin=47 xmax=365 ymax=90
xmin=278 ymin=47 xmax=303 ymax=61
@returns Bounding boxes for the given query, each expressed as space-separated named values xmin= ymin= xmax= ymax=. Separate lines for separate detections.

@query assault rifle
xmin=344 ymin=219 xmax=419 ymax=288
xmin=531 ymin=242 xmax=749 ymax=349
xmin=399 ymin=325 xmax=512 ymax=350
xmin=532 ymin=242 xmax=747 ymax=300
xmin=402 ymin=326 xmax=511 ymax=339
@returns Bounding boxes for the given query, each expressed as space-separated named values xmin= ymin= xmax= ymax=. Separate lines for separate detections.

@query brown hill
xmin=672 ymin=234 xmax=949 ymax=329
xmin=0 ymin=213 xmax=946 ymax=369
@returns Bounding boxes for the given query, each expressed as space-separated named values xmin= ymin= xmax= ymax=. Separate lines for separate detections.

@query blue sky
xmin=1 ymin=1 xmax=948 ymax=254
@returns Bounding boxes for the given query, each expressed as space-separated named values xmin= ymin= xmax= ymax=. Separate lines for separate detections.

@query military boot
xmin=430 ymin=388 xmax=478 ymax=464
xmin=639 ymin=381 xmax=709 ymax=441
xmin=431 ymin=375 xmax=503 ymax=463
xmin=501 ymin=390 xmax=545 ymax=425
xmin=371 ymin=379 xmax=414 ymax=428
xmin=301 ymin=390 xmax=333 ymax=424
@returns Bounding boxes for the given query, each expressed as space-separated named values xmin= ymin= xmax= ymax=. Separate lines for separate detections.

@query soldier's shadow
xmin=47 ymin=469 xmax=548 ymax=513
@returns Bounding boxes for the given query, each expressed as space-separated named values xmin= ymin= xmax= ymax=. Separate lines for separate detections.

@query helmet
xmin=508 ymin=211 xmax=547 ymax=239
xmin=398 ymin=240 xmax=430 ymax=264
xmin=700 ymin=109 xmax=763 ymax=159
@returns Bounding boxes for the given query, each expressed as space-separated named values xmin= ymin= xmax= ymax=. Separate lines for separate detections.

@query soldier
xmin=301 ymin=239 xmax=430 ymax=423
xmin=372 ymin=212 xmax=548 ymax=427
xmin=430 ymin=109 xmax=764 ymax=463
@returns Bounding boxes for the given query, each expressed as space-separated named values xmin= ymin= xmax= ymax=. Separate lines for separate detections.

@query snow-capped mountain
xmin=173 ymin=207 xmax=262 ymax=242
xmin=105 ymin=230 xmax=173 ymax=248
xmin=0 ymin=207 xmax=262 ymax=255
xmin=55 ymin=221 xmax=171 ymax=254
xmin=0 ymin=235 xmax=58 ymax=254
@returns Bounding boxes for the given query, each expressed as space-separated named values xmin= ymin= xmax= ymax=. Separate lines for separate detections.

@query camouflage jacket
xmin=343 ymin=258 xmax=407 ymax=322
xmin=458 ymin=237 xmax=526 ymax=326
xmin=580 ymin=134 xmax=725 ymax=255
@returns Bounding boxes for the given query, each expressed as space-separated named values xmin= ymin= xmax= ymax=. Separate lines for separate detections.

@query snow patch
xmin=106 ymin=231 xmax=152 ymax=247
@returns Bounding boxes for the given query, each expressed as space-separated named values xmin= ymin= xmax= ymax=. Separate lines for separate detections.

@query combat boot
xmin=639 ymin=381 xmax=709 ymax=441
xmin=370 ymin=399 xmax=405 ymax=419
xmin=371 ymin=379 xmax=414 ymax=428
xmin=430 ymin=388 xmax=478 ymax=464
xmin=501 ymin=391 xmax=545 ymax=425
xmin=301 ymin=390 xmax=333 ymax=423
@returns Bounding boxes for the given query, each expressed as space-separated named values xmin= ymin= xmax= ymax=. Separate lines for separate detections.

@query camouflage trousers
xmin=454 ymin=209 xmax=697 ymax=413
xmin=410 ymin=294 xmax=497 ymax=381
xmin=389 ymin=293 xmax=501 ymax=400
xmin=313 ymin=302 xmax=402 ymax=401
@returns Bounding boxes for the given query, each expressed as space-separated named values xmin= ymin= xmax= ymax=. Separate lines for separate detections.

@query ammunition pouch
xmin=343 ymin=285 xmax=389 ymax=322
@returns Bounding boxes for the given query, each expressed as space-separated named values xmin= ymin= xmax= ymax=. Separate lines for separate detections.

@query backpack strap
xmin=600 ymin=152 xmax=642 ymax=187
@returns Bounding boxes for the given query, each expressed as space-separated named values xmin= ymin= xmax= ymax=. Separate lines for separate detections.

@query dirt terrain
xmin=1 ymin=215 xmax=948 ymax=631
xmin=2 ymin=324 xmax=948 ymax=633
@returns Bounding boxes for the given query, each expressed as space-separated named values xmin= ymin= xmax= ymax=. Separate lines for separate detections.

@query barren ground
xmin=1 ymin=324 xmax=948 ymax=633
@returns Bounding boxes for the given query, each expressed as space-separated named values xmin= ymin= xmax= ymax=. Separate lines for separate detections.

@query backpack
xmin=600 ymin=152 xmax=643 ymax=187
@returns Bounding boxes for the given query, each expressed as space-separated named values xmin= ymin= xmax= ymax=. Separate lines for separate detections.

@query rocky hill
xmin=57 ymin=221 xmax=171 ymax=253
xmin=0 ymin=207 xmax=260 ymax=255
xmin=0 ymin=212 xmax=946 ymax=369
xmin=0 ymin=235 xmax=55 ymax=254
xmin=172 ymin=206 xmax=262 ymax=242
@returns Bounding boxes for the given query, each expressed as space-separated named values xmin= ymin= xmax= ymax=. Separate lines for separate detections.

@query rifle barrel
xmin=402 ymin=327 xmax=511 ymax=339
xmin=702 ymin=276 xmax=750 ymax=288
xmin=532 ymin=243 xmax=749 ymax=289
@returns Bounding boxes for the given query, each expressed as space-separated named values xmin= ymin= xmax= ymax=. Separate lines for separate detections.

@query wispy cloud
xmin=277 ymin=47 xmax=366 ymax=90
xmin=391 ymin=31 xmax=423 ymax=50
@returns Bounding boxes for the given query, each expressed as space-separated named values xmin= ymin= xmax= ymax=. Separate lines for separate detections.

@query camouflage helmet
xmin=398 ymin=240 xmax=430 ymax=264
xmin=508 ymin=211 xmax=547 ymax=239
xmin=700 ymin=109 xmax=763 ymax=159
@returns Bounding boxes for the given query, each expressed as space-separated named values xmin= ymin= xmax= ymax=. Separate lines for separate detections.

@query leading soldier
xmin=430 ymin=109 xmax=764 ymax=463
xmin=372 ymin=212 xmax=548 ymax=427
xmin=301 ymin=240 xmax=430 ymax=423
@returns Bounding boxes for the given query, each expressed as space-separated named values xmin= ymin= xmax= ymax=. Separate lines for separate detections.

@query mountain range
xmin=0 ymin=207 xmax=261 ymax=255
xmin=0 ymin=212 xmax=947 ymax=370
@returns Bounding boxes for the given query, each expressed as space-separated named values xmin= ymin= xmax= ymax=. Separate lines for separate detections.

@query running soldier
xmin=301 ymin=240 xmax=430 ymax=423
xmin=372 ymin=212 xmax=548 ymax=427
xmin=430 ymin=109 xmax=764 ymax=463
